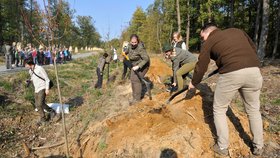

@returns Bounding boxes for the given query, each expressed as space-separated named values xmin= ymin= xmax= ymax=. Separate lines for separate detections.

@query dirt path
xmin=0 ymin=52 xmax=98 ymax=76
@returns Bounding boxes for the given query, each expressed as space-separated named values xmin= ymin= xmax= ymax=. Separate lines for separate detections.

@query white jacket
xmin=29 ymin=65 xmax=50 ymax=93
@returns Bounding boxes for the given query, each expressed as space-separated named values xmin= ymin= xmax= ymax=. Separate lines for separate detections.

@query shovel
xmin=149 ymin=69 xmax=218 ymax=114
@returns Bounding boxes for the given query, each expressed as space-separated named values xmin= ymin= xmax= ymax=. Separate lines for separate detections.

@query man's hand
xmin=45 ymin=89 xmax=49 ymax=95
xmin=172 ymin=83 xmax=177 ymax=87
xmin=132 ymin=65 xmax=140 ymax=71
xmin=100 ymin=72 xmax=103 ymax=75
xmin=188 ymin=82 xmax=195 ymax=90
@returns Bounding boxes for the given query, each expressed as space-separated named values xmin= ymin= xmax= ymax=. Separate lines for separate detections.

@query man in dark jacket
xmin=95 ymin=53 xmax=108 ymax=89
xmin=188 ymin=23 xmax=263 ymax=156
xmin=163 ymin=45 xmax=197 ymax=91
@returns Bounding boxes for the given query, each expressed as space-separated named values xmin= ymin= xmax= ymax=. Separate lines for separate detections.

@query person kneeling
xmin=163 ymin=44 xmax=197 ymax=92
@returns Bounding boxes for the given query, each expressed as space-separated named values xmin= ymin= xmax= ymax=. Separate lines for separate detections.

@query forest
xmin=120 ymin=0 xmax=279 ymax=60
xmin=0 ymin=0 xmax=101 ymax=49
xmin=0 ymin=0 xmax=279 ymax=60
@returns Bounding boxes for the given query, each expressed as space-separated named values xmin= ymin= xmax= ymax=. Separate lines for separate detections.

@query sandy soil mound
xmin=71 ymin=89 xmax=262 ymax=157
xmin=146 ymin=57 xmax=172 ymax=84
xmin=69 ymin=57 xmax=275 ymax=158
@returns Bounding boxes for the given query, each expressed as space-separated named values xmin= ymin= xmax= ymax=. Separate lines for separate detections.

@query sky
xmin=59 ymin=0 xmax=154 ymax=41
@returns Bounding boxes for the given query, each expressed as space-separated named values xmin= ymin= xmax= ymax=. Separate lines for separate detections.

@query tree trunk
xmin=176 ymin=0 xmax=181 ymax=32
xmin=254 ymin=0 xmax=261 ymax=47
xmin=30 ymin=0 xmax=33 ymax=45
xmin=230 ymin=0 xmax=234 ymax=27
xmin=207 ymin=0 xmax=212 ymax=22
xmin=185 ymin=0 xmax=190 ymax=50
xmin=0 ymin=1 xmax=3 ymax=45
xmin=226 ymin=2 xmax=230 ymax=25
xmin=156 ymin=20 xmax=162 ymax=52
xmin=257 ymin=0 xmax=270 ymax=60
xmin=272 ymin=3 xmax=280 ymax=59
xmin=248 ymin=0 xmax=253 ymax=36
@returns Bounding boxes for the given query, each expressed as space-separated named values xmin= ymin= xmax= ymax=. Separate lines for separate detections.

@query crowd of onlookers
xmin=1 ymin=43 xmax=72 ymax=69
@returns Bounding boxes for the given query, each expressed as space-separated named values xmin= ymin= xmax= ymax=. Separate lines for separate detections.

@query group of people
xmin=167 ymin=24 xmax=263 ymax=156
xmin=1 ymin=43 xmax=72 ymax=69
xmin=19 ymin=22 xmax=264 ymax=156
xmin=112 ymin=23 xmax=263 ymax=156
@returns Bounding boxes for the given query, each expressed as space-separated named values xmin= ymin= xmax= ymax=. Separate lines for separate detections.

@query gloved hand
xmin=188 ymin=82 xmax=195 ymax=90
xmin=123 ymin=46 xmax=128 ymax=53
xmin=132 ymin=65 xmax=140 ymax=71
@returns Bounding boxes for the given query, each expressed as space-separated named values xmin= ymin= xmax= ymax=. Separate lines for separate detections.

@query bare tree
xmin=254 ymin=0 xmax=261 ymax=47
xmin=185 ymin=0 xmax=190 ymax=50
xmin=230 ymin=0 xmax=234 ymax=27
xmin=176 ymin=0 xmax=181 ymax=32
xmin=157 ymin=20 xmax=162 ymax=51
xmin=207 ymin=0 xmax=212 ymax=22
xmin=272 ymin=2 xmax=280 ymax=59
xmin=257 ymin=0 xmax=270 ymax=60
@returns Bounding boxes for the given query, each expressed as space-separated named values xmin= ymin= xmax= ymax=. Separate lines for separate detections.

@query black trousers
xmin=95 ymin=68 xmax=103 ymax=88
xmin=35 ymin=89 xmax=54 ymax=120
xmin=130 ymin=66 xmax=149 ymax=101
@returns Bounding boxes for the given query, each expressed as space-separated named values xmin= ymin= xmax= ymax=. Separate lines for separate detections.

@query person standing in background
xmin=172 ymin=32 xmax=187 ymax=50
xmin=2 ymin=42 xmax=13 ymax=69
xmin=95 ymin=53 xmax=109 ymax=89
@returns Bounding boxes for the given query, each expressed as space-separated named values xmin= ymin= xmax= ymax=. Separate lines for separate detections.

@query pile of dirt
xmin=7 ymin=56 xmax=278 ymax=157
xmin=71 ymin=91 xmax=258 ymax=157
xmin=66 ymin=57 xmax=278 ymax=158
xmin=146 ymin=57 xmax=172 ymax=84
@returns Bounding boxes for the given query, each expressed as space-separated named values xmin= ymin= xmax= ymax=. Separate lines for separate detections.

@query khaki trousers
xmin=176 ymin=61 xmax=196 ymax=90
xmin=213 ymin=67 xmax=263 ymax=149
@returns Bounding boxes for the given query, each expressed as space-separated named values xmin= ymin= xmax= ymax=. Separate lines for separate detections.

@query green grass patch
xmin=98 ymin=139 xmax=108 ymax=151
xmin=0 ymin=80 xmax=13 ymax=92
xmin=271 ymin=98 xmax=280 ymax=105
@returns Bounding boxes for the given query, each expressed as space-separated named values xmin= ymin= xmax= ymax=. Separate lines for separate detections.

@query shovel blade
xmin=185 ymin=88 xmax=196 ymax=100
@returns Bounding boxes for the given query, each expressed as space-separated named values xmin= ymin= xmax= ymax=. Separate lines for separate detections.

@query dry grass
xmin=0 ymin=54 xmax=122 ymax=157
xmin=0 ymin=55 xmax=4 ymax=65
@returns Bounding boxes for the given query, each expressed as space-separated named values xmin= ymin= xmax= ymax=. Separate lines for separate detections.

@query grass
xmin=0 ymin=53 xmax=122 ymax=156
xmin=272 ymin=98 xmax=280 ymax=106
xmin=0 ymin=55 xmax=4 ymax=65
xmin=97 ymin=126 xmax=109 ymax=151
xmin=0 ymin=80 xmax=13 ymax=92
xmin=98 ymin=139 xmax=108 ymax=151
xmin=0 ymin=54 xmax=115 ymax=118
